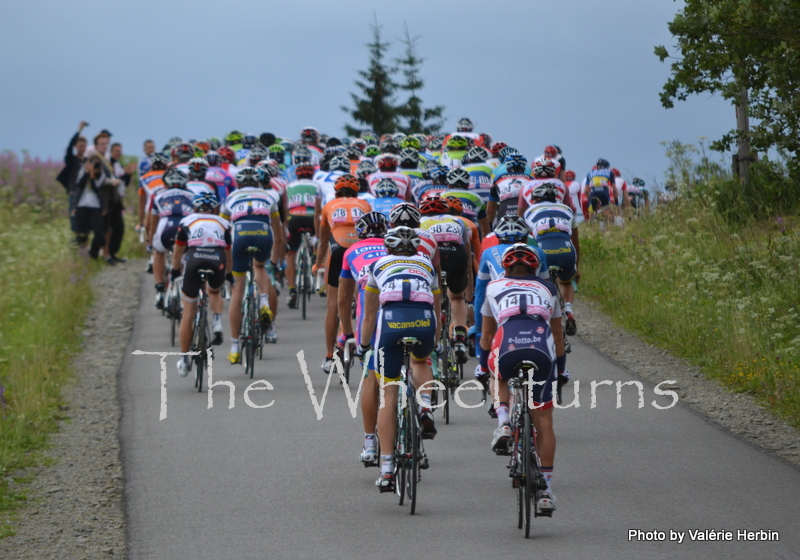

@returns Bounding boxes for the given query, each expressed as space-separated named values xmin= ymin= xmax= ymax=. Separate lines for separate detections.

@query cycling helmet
xmin=300 ymin=127 xmax=320 ymax=144
xmin=399 ymin=147 xmax=419 ymax=167
xmin=531 ymin=182 xmax=559 ymax=202
xmin=544 ymin=145 xmax=559 ymax=159
xmin=280 ymin=139 xmax=295 ymax=153
xmin=329 ymin=154 xmax=351 ymax=172
xmin=596 ymin=158 xmax=610 ymax=169
xmin=505 ymin=154 xmax=528 ymax=173
xmin=351 ymin=139 xmax=367 ymax=153
xmin=162 ymin=167 xmax=188 ymax=189
xmin=389 ymin=203 xmax=422 ymax=227
xmin=479 ymin=133 xmax=492 ymax=148
xmin=344 ymin=146 xmax=362 ymax=160
xmin=446 ymin=135 xmax=469 ymax=151
xmin=421 ymin=160 xmax=439 ymax=178
xmin=411 ymin=133 xmax=428 ymax=150
xmin=444 ymin=195 xmax=464 ymax=215
xmin=242 ymin=134 xmax=257 ymax=150
xmin=490 ymin=142 xmax=508 ymax=157
xmin=295 ymin=162 xmax=316 ymax=179
xmin=375 ymin=153 xmax=399 ymax=172
xmin=611 ymin=168 xmax=621 ymax=177
xmin=361 ymin=130 xmax=378 ymax=145
xmin=429 ymin=165 xmax=449 ymax=184
xmin=355 ymin=211 xmax=390 ymax=239
xmin=355 ymin=160 xmax=377 ymax=179
xmin=167 ymin=136 xmax=183 ymax=146
xmin=374 ymin=177 xmax=400 ymax=198
xmin=225 ymin=130 xmax=243 ymax=146
xmin=293 ymin=145 xmax=312 ymax=164
xmin=192 ymin=192 xmax=219 ymax=212
xmin=498 ymin=146 xmax=519 ymax=160
xmin=494 ymin=215 xmax=530 ymax=244
xmin=172 ymin=141 xmax=194 ymax=162
xmin=456 ymin=118 xmax=474 ymax=132
xmin=464 ymin=146 xmax=489 ymax=164
xmin=319 ymin=134 xmax=330 ymax=146
xmin=326 ymin=136 xmax=342 ymax=147
xmin=268 ymin=143 xmax=285 ymax=161
xmin=446 ymin=168 xmax=471 ymax=189
xmin=324 ymin=145 xmax=345 ymax=157
xmin=248 ymin=146 xmax=268 ymax=165
xmin=532 ymin=157 xmax=557 ymax=179
xmin=379 ymin=135 xmax=400 ymax=154
xmin=501 ymin=243 xmax=540 ymax=272
xmin=194 ymin=141 xmax=210 ymax=157
xmin=399 ymin=136 xmax=420 ymax=151
xmin=260 ymin=133 xmax=276 ymax=147
xmin=565 ymin=170 xmax=576 ymax=181
xmin=217 ymin=146 xmax=236 ymax=164
xmin=632 ymin=177 xmax=646 ymax=187
xmin=419 ymin=196 xmax=450 ymax=215
xmin=364 ymin=145 xmax=381 ymax=158
xmin=187 ymin=157 xmax=209 ymax=179
xmin=235 ymin=166 xmax=261 ymax=188
xmin=384 ymin=226 xmax=420 ymax=253
xmin=428 ymin=136 xmax=444 ymax=152
xmin=256 ymin=160 xmax=281 ymax=182
xmin=333 ymin=174 xmax=359 ymax=195
xmin=149 ymin=152 xmax=170 ymax=170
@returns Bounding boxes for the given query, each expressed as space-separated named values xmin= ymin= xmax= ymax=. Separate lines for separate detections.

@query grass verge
xmin=579 ymin=198 xmax=800 ymax=427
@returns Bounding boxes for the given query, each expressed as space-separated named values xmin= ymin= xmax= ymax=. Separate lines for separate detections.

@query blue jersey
xmin=585 ymin=168 xmax=615 ymax=190
xmin=138 ymin=156 xmax=151 ymax=177
xmin=370 ymin=196 xmax=404 ymax=217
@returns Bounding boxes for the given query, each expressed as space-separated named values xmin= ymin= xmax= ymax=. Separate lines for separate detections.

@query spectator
xmin=138 ymin=139 xmax=156 ymax=177
xmin=56 ymin=121 xmax=89 ymax=232
xmin=106 ymin=142 xmax=136 ymax=263
xmin=74 ymin=154 xmax=114 ymax=260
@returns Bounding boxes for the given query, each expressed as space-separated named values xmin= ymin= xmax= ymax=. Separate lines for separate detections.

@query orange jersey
xmin=139 ymin=169 xmax=165 ymax=202
xmin=320 ymin=196 xmax=372 ymax=248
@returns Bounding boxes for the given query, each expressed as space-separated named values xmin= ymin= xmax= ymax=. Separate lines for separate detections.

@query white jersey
xmin=567 ymin=181 xmax=584 ymax=225
xmin=185 ymin=180 xmax=216 ymax=198
xmin=481 ymin=276 xmax=561 ymax=326
xmin=614 ymin=177 xmax=627 ymax=205
xmin=365 ymin=254 xmax=440 ymax=306
xmin=367 ymin=171 xmax=412 ymax=200
xmin=313 ymin=170 xmax=346 ymax=205
xmin=177 ymin=213 xmax=231 ymax=249
xmin=523 ymin=201 xmax=575 ymax=240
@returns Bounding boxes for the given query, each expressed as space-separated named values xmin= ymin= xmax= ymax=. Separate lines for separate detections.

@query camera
xmin=93 ymin=160 xmax=102 ymax=172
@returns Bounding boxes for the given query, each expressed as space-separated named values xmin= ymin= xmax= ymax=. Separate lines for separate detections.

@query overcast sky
xmin=0 ymin=0 xmax=733 ymax=186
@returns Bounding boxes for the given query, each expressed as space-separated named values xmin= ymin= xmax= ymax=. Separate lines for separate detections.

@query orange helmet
xmin=444 ymin=195 xmax=464 ymax=215
xmin=333 ymin=173 xmax=360 ymax=194
xmin=420 ymin=196 xmax=450 ymax=215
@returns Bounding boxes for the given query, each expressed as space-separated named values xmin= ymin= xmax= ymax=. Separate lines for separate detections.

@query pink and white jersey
xmin=414 ymin=227 xmax=439 ymax=266
xmin=518 ymin=178 xmax=568 ymax=214
xmin=220 ymin=187 xmax=279 ymax=224
xmin=176 ymin=214 xmax=231 ymax=248
xmin=367 ymin=171 xmax=412 ymax=200
xmin=481 ymin=276 xmax=561 ymax=326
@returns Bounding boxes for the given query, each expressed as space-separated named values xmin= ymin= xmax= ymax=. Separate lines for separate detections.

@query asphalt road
xmin=120 ymin=273 xmax=800 ymax=559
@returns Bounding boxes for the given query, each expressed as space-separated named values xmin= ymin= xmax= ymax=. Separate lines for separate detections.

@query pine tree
xmin=395 ymin=23 xmax=445 ymax=135
xmin=342 ymin=17 xmax=398 ymax=137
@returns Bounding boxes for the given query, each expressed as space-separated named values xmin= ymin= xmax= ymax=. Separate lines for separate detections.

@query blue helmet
xmin=192 ymin=192 xmax=219 ymax=212
xmin=504 ymin=154 xmax=528 ymax=173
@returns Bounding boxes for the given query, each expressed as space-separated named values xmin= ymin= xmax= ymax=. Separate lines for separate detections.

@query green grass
xmin=0 ymin=176 xmax=145 ymax=537
xmin=580 ymin=198 xmax=800 ymax=427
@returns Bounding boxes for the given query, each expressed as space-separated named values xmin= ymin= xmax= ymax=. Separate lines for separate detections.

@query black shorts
xmin=181 ymin=247 xmax=226 ymax=300
xmin=589 ymin=187 xmax=611 ymax=210
xmin=326 ymin=243 xmax=347 ymax=288
xmin=438 ymin=242 xmax=469 ymax=294
xmin=287 ymin=215 xmax=315 ymax=252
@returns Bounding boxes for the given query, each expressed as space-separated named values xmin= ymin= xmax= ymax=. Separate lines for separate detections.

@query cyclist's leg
xmin=323 ymin=245 xmax=346 ymax=359
xmin=286 ymin=250 xmax=297 ymax=289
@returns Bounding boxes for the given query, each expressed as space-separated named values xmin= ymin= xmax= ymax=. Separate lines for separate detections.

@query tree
xmin=342 ymin=17 xmax=398 ymax=137
xmin=394 ymin=23 xmax=445 ymax=135
xmin=655 ymin=1 xmax=800 ymax=159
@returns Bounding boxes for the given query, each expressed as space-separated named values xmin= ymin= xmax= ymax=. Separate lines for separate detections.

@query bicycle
xmin=437 ymin=273 xmax=460 ymax=425
xmin=394 ymin=337 xmax=427 ymax=515
xmin=190 ymin=269 xmax=215 ymax=393
xmin=240 ymin=246 xmax=265 ymax=379
xmin=547 ymin=265 xmax=572 ymax=405
xmin=507 ymin=360 xmax=550 ymax=538
xmin=166 ymin=276 xmax=182 ymax=347
xmin=341 ymin=335 xmax=357 ymax=385
xmin=295 ymin=230 xmax=314 ymax=320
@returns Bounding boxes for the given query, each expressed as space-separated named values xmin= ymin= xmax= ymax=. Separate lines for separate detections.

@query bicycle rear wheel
xmin=396 ymin=410 xmax=407 ymax=506
xmin=523 ymin=411 xmax=533 ymax=537
xmin=406 ymin=406 xmax=419 ymax=515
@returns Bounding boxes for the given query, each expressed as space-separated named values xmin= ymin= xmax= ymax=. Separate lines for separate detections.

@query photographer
xmin=106 ymin=142 xmax=136 ymax=263
xmin=74 ymin=155 xmax=116 ymax=260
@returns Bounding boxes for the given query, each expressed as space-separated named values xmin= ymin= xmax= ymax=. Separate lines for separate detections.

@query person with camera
xmin=74 ymin=154 xmax=115 ymax=260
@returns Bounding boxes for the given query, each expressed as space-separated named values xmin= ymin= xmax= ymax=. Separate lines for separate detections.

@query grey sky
xmin=0 ymin=0 xmax=732 ymax=185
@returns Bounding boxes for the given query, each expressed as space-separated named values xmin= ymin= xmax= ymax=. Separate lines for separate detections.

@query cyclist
xmin=220 ymin=167 xmax=284 ymax=363
xmin=138 ymin=152 xmax=168 ymax=240
xmin=564 ymin=170 xmax=586 ymax=224
xmin=522 ymin=183 xmax=579 ymax=337
xmin=185 ymin=157 xmax=217 ymax=198
xmin=398 ymin=147 xmax=423 ymax=183
xmin=299 ymin=127 xmax=324 ymax=163
xmin=412 ymin=165 xmax=449 ymax=204
xmin=628 ymin=177 xmax=649 ymax=210
xmin=517 ymin=157 xmax=570 ymax=216
xmin=480 ymin=243 xmax=563 ymax=513
xmin=439 ymin=134 xmax=469 ymax=168
xmin=170 ymin=142 xmax=194 ymax=175
xmin=389 ymin=203 xmax=438 ymax=267
xmin=441 ymin=167 xmax=490 ymax=238
xmin=583 ymin=158 xmax=616 ymax=217
xmin=205 ymin=150 xmax=237 ymax=203
xmin=337 ymin=212 xmax=390 ymax=466
xmin=359 ymin=226 xmax=441 ymax=491
xmin=314 ymin=174 xmax=372 ymax=372
xmin=284 ymin=162 xmax=319 ymax=309
xmin=461 ymin=145 xmax=493 ymax=205
xmin=314 ymin=154 xmax=350 ymax=207
xmin=147 ymin=167 xmax=194 ymax=310
xmin=370 ymin=177 xmax=404 ymax=218
xmin=172 ymin=193 xmax=232 ymax=377
xmin=367 ymin=154 xmax=412 ymax=201
xmin=225 ymin=130 xmax=244 ymax=154
xmin=236 ymin=133 xmax=258 ymax=164
xmin=611 ymin=167 xmax=631 ymax=212
xmin=487 ymin=153 xmax=529 ymax=224
xmin=420 ymin=196 xmax=472 ymax=364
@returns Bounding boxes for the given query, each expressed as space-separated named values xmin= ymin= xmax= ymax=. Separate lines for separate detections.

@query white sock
xmin=260 ymin=294 xmax=269 ymax=308
xmin=364 ymin=433 xmax=376 ymax=449
xmin=380 ymin=455 xmax=394 ymax=475
xmin=496 ymin=403 xmax=509 ymax=427
xmin=418 ymin=392 xmax=432 ymax=412
xmin=230 ymin=341 xmax=239 ymax=354
xmin=541 ymin=467 xmax=553 ymax=494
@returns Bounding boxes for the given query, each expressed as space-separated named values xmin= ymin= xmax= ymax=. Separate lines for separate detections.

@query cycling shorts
xmin=373 ymin=302 xmax=436 ymax=381
xmin=181 ymin=247 xmax=226 ymax=300
xmin=287 ymin=215 xmax=315 ymax=253
xmin=153 ymin=216 xmax=182 ymax=254
xmin=538 ymin=237 xmax=576 ymax=282
xmin=589 ymin=187 xmax=611 ymax=209
xmin=438 ymin=242 xmax=469 ymax=294
xmin=326 ymin=243 xmax=347 ymax=288
xmin=231 ymin=221 xmax=273 ymax=277
xmin=489 ymin=316 xmax=556 ymax=409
